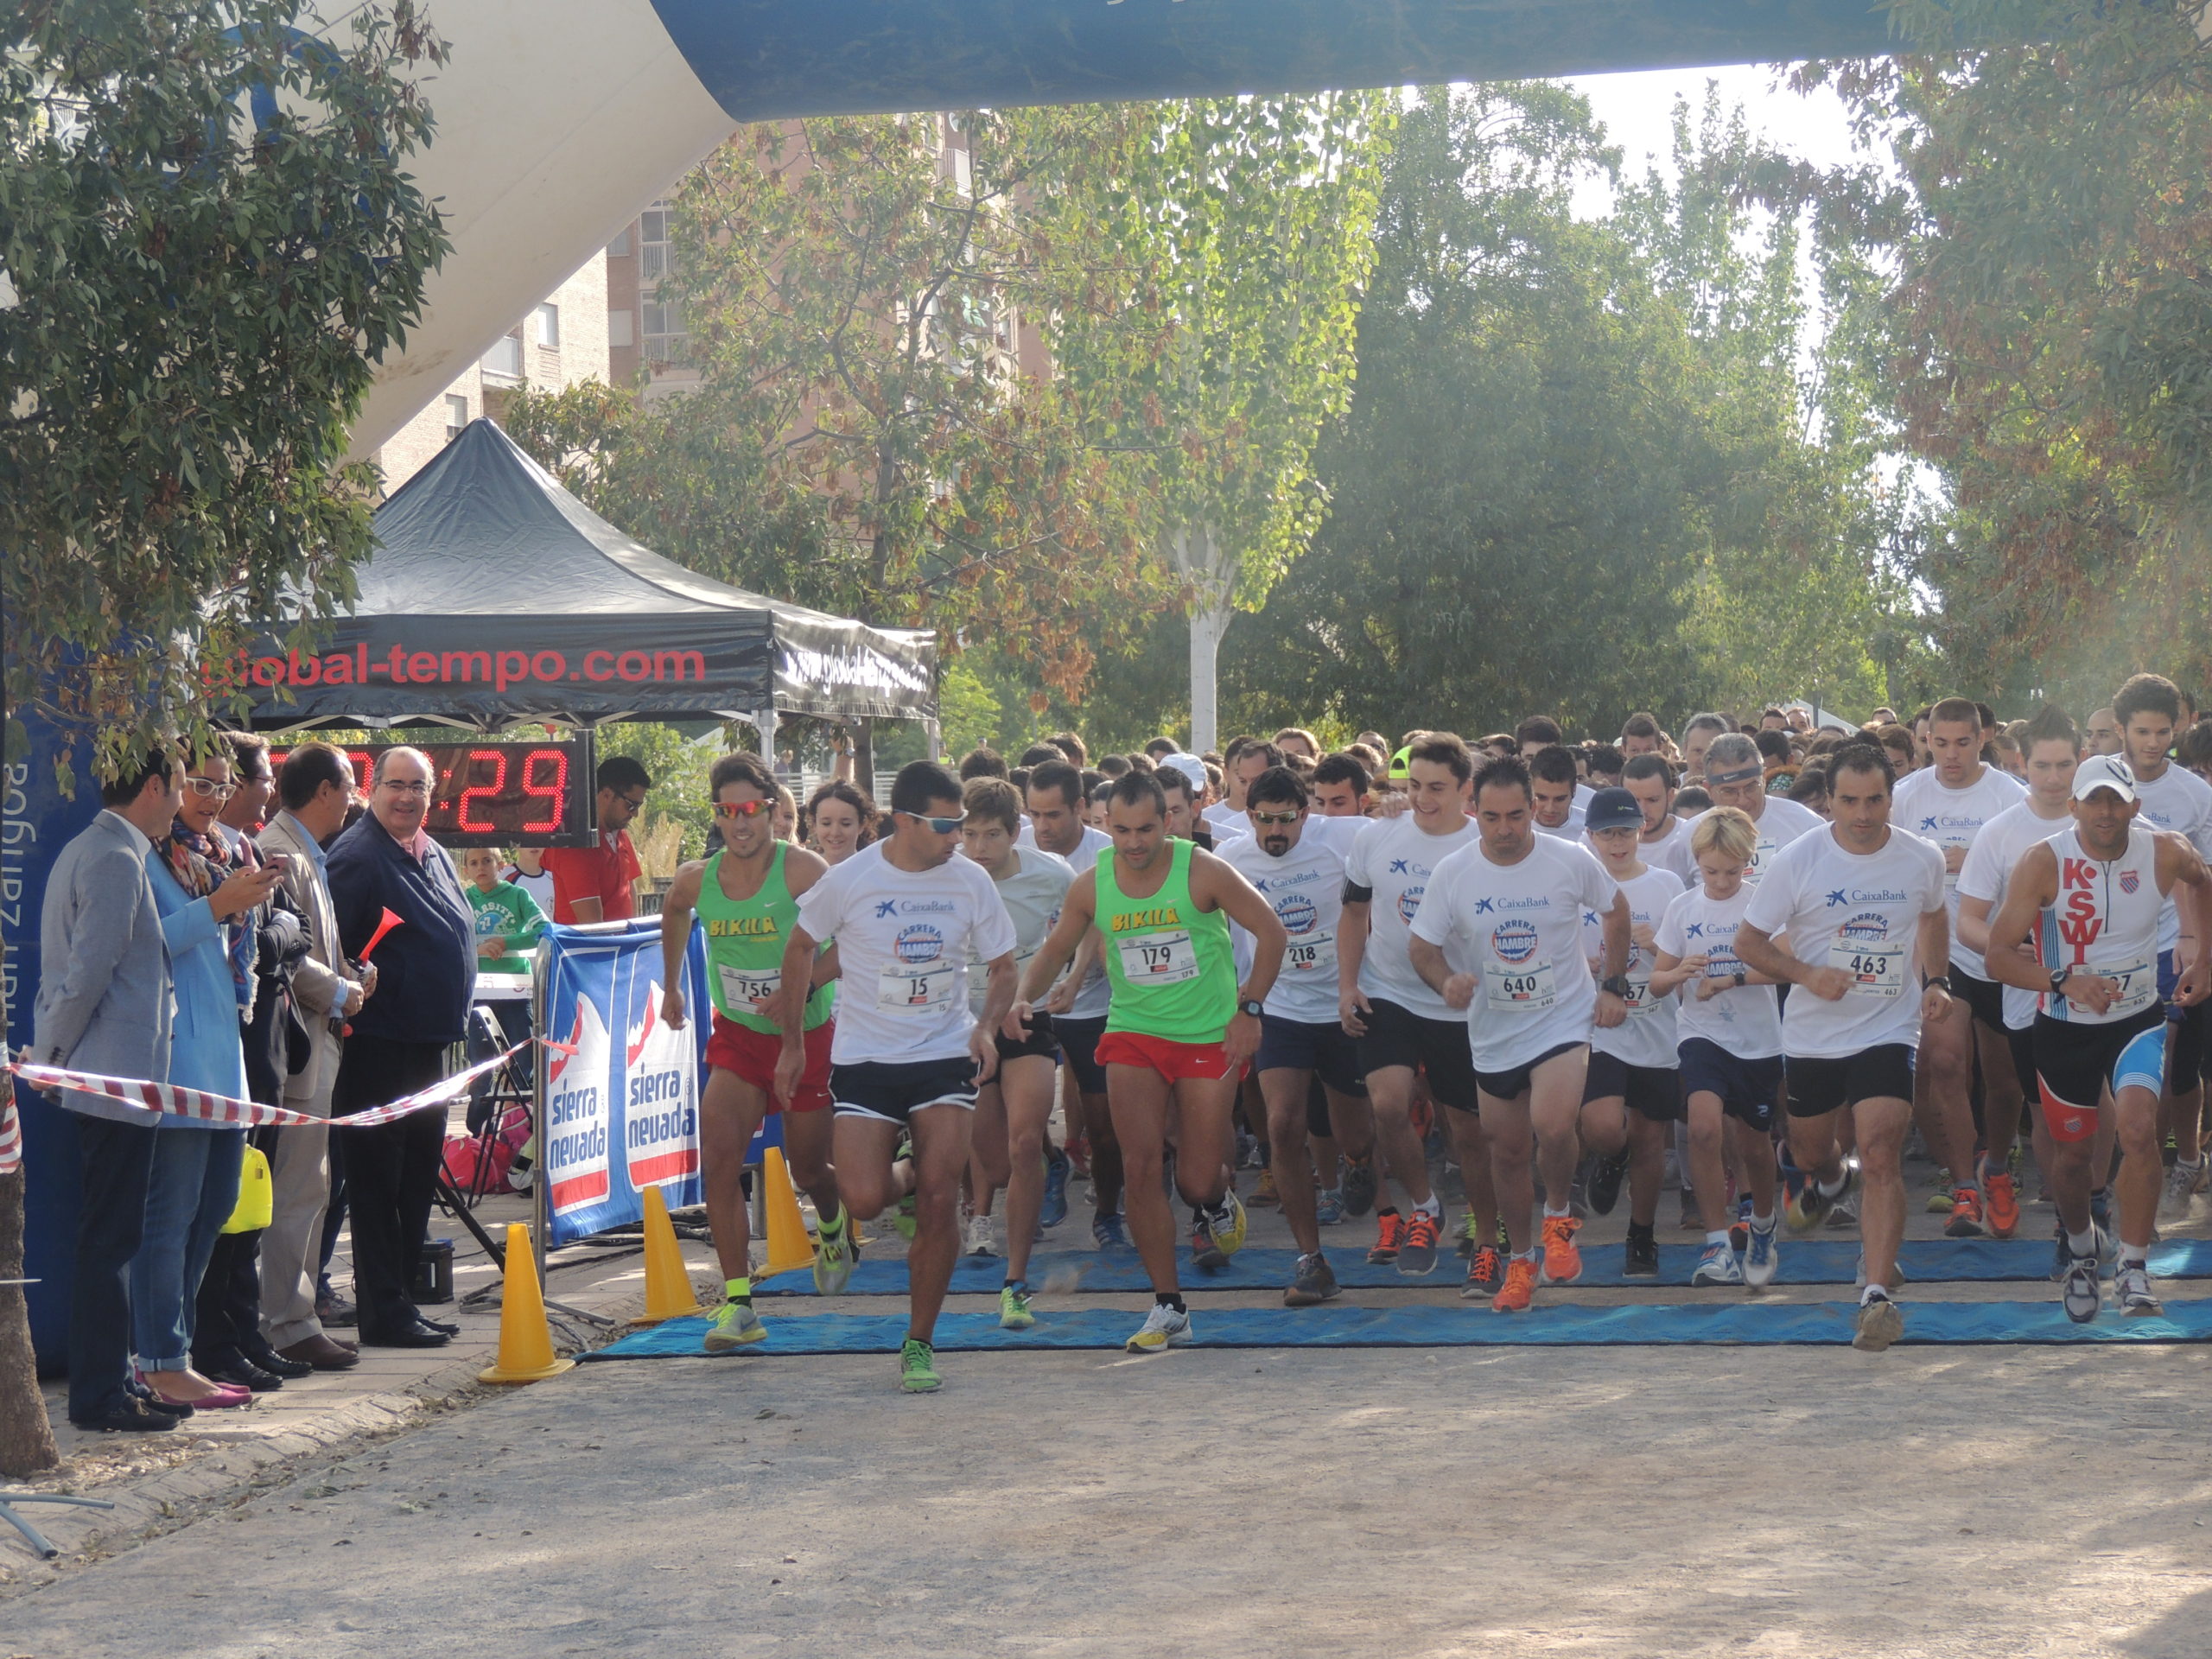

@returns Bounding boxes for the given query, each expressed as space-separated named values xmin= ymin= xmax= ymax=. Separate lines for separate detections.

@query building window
xmin=481 ymin=331 xmax=523 ymax=380
xmin=607 ymin=227 xmax=632 ymax=257
xmin=607 ymin=308 xmax=634 ymax=348
xmin=534 ymin=303 xmax=560 ymax=348
xmin=642 ymin=300 xmax=685 ymax=360
xmin=444 ymin=393 xmax=468 ymax=442
xmin=639 ymin=203 xmax=671 ymax=283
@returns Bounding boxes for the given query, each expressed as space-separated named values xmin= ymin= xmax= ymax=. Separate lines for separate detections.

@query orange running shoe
xmin=1491 ymin=1254 xmax=1539 ymax=1313
xmin=1366 ymin=1209 xmax=1406 ymax=1264
xmin=1944 ymin=1185 xmax=1986 ymax=1239
xmin=1539 ymin=1213 xmax=1584 ymax=1285
xmin=1982 ymin=1167 xmax=2020 ymax=1240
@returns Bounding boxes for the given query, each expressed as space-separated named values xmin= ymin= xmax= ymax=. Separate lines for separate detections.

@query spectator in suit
xmin=138 ymin=744 xmax=285 ymax=1409
xmin=31 ymin=747 xmax=182 ymax=1433
xmin=257 ymin=742 xmax=372 ymax=1370
xmin=325 ymin=747 xmax=475 ymax=1347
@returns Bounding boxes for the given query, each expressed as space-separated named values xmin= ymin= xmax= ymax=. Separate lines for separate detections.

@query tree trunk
xmin=0 ymin=977 xmax=59 ymax=1476
xmin=851 ymin=717 xmax=876 ymax=802
xmin=1172 ymin=524 xmax=1232 ymax=756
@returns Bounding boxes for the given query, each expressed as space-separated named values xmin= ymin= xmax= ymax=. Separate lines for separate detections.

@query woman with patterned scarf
xmin=137 ymin=746 xmax=284 ymax=1410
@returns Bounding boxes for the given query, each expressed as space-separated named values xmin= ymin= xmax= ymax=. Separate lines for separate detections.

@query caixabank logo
xmin=545 ymin=994 xmax=613 ymax=1216
xmin=623 ymin=973 xmax=700 ymax=1190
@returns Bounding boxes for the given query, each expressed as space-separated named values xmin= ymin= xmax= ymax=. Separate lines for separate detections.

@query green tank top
xmin=1097 ymin=838 xmax=1237 ymax=1042
xmin=696 ymin=845 xmax=834 ymax=1034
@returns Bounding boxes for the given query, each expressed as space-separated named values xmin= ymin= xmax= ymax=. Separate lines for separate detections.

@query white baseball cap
xmin=1159 ymin=753 xmax=1209 ymax=795
xmin=2071 ymin=753 xmax=2138 ymax=804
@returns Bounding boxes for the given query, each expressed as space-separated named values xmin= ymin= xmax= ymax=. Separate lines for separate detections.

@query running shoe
xmin=998 ymin=1283 xmax=1034 ymax=1331
xmin=812 ymin=1207 xmax=856 ymax=1295
xmin=2061 ymin=1255 xmax=2101 ymax=1323
xmin=1744 ymin=1223 xmax=1778 ymax=1289
xmin=1463 ymin=1243 xmax=1506 ymax=1300
xmin=703 ymin=1300 xmax=766 ymax=1352
xmin=2160 ymin=1161 xmax=2200 ymax=1224
xmin=1092 ymin=1209 xmax=1130 ymax=1251
xmin=1786 ymin=1173 xmax=1842 ymax=1236
xmin=2089 ymin=1188 xmax=2113 ymax=1236
xmin=1366 ymin=1209 xmax=1405 ymax=1265
xmin=1398 ymin=1210 xmax=1441 ymax=1277
xmin=1314 ymin=1187 xmax=1345 ymax=1226
xmin=1623 ymin=1229 xmax=1659 ymax=1279
xmin=1339 ymin=1155 xmax=1379 ymax=1219
xmin=1980 ymin=1166 xmax=2020 ymax=1240
xmin=2118 ymin=1264 xmax=2163 ymax=1317
xmin=893 ymin=1191 xmax=918 ymax=1242
xmin=1285 ymin=1252 xmax=1341 ymax=1307
xmin=1214 ymin=1191 xmax=1249 ymax=1255
xmin=1944 ymin=1186 xmax=1986 ymax=1239
xmin=1125 ymin=1302 xmax=1192 ymax=1353
xmin=1853 ymin=1293 xmax=1904 ymax=1352
xmin=1457 ymin=1211 xmax=1483 ymax=1260
xmin=1538 ymin=1213 xmax=1584 ymax=1286
xmin=1691 ymin=1241 xmax=1743 ymax=1287
xmin=963 ymin=1213 xmax=995 ymax=1257
xmin=1041 ymin=1147 xmax=1070 ymax=1229
xmin=1250 ymin=1166 xmax=1281 ymax=1207
xmin=899 ymin=1337 xmax=942 ymax=1392
xmin=1925 ymin=1167 xmax=1955 ymax=1214
xmin=1586 ymin=1149 xmax=1630 ymax=1218
xmin=1826 ymin=1192 xmax=1859 ymax=1230
xmin=1191 ymin=1192 xmax=1248 ymax=1269
xmin=1491 ymin=1254 xmax=1539 ymax=1313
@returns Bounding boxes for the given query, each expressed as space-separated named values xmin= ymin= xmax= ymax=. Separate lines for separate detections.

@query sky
xmin=1564 ymin=64 xmax=1870 ymax=219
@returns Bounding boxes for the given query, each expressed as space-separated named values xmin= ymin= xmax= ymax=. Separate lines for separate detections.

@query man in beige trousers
xmin=257 ymin=742 xmax=373 ymax=1370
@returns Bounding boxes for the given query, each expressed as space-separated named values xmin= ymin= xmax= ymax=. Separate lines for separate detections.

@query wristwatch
xmin=1600 ymin=974 xmax=1633 ymax=1000
xmin=2049 ymin=966 xmax=2070 ymax=995
xmin=1732 ymin=969 xmax=1747 ymax=989
xmin=1925 ymin=974 xmax=1952 ymax=994
xmin=1237 ymin=998 xmax=1265 ymax=1019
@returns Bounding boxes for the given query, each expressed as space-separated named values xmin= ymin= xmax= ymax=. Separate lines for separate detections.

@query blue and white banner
xmin=542 ymin=920 xmax=709 ymax=1246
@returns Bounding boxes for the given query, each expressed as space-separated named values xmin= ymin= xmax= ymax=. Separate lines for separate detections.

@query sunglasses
xmin=713 ymin=799 xmax=772 ymax=819
xmin=183 ymin=777 xmax=238 ymax=800
xmin=901 ymin=811 xmax=965 ymax=834
xmin=1249 ymin=809 xmax=1302 ymax=826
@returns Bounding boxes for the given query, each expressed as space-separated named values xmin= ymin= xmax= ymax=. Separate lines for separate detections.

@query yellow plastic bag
xmin=221 ymin=1145 xmax=273 ymax=1234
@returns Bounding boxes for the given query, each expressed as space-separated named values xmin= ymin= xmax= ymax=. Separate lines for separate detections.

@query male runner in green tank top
xmin=1012 ymin=770 xmax=1287 ymax=1351
xmin=660 ymin=752 xmax=849 ymax=1351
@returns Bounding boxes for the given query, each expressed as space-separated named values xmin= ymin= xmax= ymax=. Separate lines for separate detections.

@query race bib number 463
xmin=1828 ymin=938 xmax=1904 ymax=998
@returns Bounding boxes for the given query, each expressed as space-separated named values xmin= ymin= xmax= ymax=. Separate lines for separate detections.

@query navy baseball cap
xmin=1583 ymin=787 xmax=1643 ymax=833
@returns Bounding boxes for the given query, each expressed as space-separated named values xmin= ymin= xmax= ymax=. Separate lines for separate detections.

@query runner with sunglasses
xmin=774 ymin=761 xmax=1020 ymax=1393
xmin=658 ymin=753 xmax=849 ymax=1353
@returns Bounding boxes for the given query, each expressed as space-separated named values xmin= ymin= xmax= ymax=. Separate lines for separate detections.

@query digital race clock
xmin=268 ymin=739 xmax=596 ymax=847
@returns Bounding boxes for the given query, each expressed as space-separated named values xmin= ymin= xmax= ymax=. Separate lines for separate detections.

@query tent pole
xmin=754 ymin=706 xmax=778 ymax=771
xmin=926 ymin=717 xmax=941 ymax=762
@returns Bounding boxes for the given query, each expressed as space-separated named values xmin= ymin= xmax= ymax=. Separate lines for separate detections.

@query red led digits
xmin=455 ymin=749 xmax=509 ymax=832
xmin=519 ymin=747 xmax=568 ymax=833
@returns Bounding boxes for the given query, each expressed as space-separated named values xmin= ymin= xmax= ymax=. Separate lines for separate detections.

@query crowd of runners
xmin=656 ymin=677 xmax=2212 ymax=1390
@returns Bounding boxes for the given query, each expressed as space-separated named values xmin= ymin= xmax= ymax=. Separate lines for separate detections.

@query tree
xmin=1046 ymin=93 xmax=1395 ymax=753
xmin=2 ymin=0 xmax=450 ymax=776
xmin=1803 ymin=1 xmax=2212 ymax=708
xmin=0 ymin=0 xmax=448 ymax=1476
xmin=1218 ymin=84 xmax=1904 ymax=739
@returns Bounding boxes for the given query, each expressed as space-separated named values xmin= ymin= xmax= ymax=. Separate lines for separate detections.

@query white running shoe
xmin=1744 ymin=1224 xmax=1779 ymax=1289
xmin=1690 ymin=1241 xmax=1743 ymax=1286
xmin=2160 ymin=1162 xmax=2200 ymax=1224
xmin=1124 ymin=1302 xmax=1192 ymax=1354
xmin=963 ymin=1213 xmax=996 ymax=1257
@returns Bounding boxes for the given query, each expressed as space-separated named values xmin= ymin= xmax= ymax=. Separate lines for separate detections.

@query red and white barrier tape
xmin=3 ymin=1044 xmax=529 ymax=1150
xmin=0 ymin=1099 xmax=20 ymax=1177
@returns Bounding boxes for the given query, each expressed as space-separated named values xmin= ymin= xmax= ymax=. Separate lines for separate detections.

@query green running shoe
xmin=893 ymin=1192 xmax=918 ymax=1242
xmin=813 ymin=1207 xmax=856 ymax=1294
xmin=899 ymin=1337 xmax=942 ymax=1392
xmin=998 ymin=1282 xmax=1034 ymax=1330
xmin=702 ymin=1300 xmax=765 ymax=1353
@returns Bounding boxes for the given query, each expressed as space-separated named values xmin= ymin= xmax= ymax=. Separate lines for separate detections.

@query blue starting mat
xmin=750 ymin=1238 xmax=2212 ymax=1297
xmin=584 ymin=1297 xmax=2212 ymax=1359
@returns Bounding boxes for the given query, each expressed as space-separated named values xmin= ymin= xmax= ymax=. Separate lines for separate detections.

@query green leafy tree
xmin=0 ymin=0 xmax=447 ymax=1477
xmin=1803 ymin=0 xmax=2212 ymax=707
xmin=2 ymin=0 xmax=450 ymax=776
xmin=1046 ymin=93 xmax=1395 ymax=753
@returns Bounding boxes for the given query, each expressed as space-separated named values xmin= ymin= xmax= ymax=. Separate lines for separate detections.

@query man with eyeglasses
xmin=660 ymin=753 xmax=850 ymax=1352
xmin=1699 ymin=733 xmax=1824 ymax=891
xmin=324 ymin=747 xmax=478 ymax=1348
xmin=543 ymin=753 xmax=652 ymax=924
xmin=773 ymin=761 xmax=1020 ymax=1394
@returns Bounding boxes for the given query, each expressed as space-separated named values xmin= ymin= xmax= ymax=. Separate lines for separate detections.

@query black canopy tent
xmin=225 ymin=418 xmax=935 ymax=753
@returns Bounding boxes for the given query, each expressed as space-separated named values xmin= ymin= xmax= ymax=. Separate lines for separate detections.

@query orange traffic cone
xmin=478 ymin=1222 xmax=576 ymax=1384
xmin=629 ymin=1184 xmax=707 ymax=1326
xmin=760 ymin=1147 xmax=817 ymax=1280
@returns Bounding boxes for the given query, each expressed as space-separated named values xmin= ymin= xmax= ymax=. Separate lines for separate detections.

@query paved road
xmin=9 ymin=1323 xmax=2212 ymax=1657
